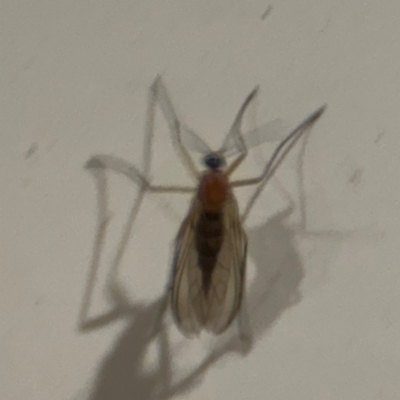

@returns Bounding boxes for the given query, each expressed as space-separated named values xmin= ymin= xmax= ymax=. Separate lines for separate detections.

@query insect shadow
xmin=77 ymin=78 xmax=329 ymax=399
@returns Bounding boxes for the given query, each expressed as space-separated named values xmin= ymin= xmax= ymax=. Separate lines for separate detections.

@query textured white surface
xmin=1 ymin=1 xmax=398 ymax=399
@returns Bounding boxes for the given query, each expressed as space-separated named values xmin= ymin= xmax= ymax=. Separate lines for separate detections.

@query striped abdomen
xmin=196 ymin=169 xmax=229 ymax=295
xmin=195 ymin=211 xmax=224 ymax=294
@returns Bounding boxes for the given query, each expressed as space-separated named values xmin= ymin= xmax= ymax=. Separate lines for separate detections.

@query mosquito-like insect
xmin=132 ymin=78 xmax=326 ymax=337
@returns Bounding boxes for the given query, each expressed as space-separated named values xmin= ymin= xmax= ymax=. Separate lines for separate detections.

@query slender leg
xmin=231 ymin=105 xmax=326 ymax=188
xmin=87 ymin=155 xmax=196 ymax=194
xmin=230 ymin=105 xmax=326 ymax=222
xmin=154 ymin=77 xmax=200 ymax=181
xmin=80 ymin=79 xmax=198 ymax=331
xmin=224 ymin=86 xmax=260 ymax=177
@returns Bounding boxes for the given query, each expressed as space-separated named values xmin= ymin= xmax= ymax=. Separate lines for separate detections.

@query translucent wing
xmin=170 ymin=193 xmax=247 ymax=336
xmin=205 ymin=193 xmax=247 ymax=334
xmin=170 ymin=199 xmax=204 ymax=335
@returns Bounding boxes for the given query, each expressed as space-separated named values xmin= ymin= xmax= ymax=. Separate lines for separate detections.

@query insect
xmin=132 ymin=78 xmax=326 ymax=337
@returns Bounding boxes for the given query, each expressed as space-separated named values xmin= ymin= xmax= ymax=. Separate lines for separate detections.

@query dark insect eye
xmin=204 ymin=153 xmax=224 ymax=169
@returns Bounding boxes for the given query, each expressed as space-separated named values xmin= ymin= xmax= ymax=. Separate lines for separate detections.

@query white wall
xmin=1 ymin=1 xmax=398 ymax=399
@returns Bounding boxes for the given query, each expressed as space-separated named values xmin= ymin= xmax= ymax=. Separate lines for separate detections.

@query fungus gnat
xmin=131 ymin=78 xmax=326 ymax=337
